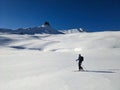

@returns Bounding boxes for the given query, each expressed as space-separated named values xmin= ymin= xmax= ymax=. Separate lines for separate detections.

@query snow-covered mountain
xmin=0 ymin=22 xmax=85 ymax=34
xmin=59 ymin=28 xmax=85 ymax=34
xmin=0 ymin=28 xmax=13 ymax=33
xmin=0 ymin=22 xmax=63 ymax=34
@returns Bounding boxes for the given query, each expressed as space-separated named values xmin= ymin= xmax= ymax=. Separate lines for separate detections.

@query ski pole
xmin=82 ymin=64 xmax=86 ymax=70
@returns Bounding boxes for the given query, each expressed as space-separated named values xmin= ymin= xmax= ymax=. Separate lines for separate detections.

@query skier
xmin=76 ymin=54 xmax=84 ymax=71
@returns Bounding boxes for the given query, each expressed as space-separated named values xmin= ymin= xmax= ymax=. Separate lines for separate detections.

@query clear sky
xmin=0 ymin=0 xmax=120 ymax=32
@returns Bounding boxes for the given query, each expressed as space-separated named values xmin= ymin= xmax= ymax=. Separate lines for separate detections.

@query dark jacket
xmin=77 ymin=55 xmax=84 ymax=63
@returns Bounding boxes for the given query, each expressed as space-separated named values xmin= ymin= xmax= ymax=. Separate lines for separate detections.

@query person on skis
xmin=76 ymin=54 xmax=84 ymax=71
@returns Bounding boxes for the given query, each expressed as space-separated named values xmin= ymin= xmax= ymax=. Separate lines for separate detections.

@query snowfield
xmin=0 ymin=31 xmax=120 ymax=90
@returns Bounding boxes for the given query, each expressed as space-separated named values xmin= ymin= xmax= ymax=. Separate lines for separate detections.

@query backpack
xmin=81 ymin=56 xmax=84 ymax=61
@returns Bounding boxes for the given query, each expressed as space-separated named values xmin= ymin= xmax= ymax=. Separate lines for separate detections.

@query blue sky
xmin=0 ymin=0 xmax=120 ymax=32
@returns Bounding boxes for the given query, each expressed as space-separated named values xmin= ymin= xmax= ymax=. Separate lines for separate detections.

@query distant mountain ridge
xmin=0 ymin=22 xmax=85 ymax=34
xmin=59 ymin=28 xmax=85 ymax=34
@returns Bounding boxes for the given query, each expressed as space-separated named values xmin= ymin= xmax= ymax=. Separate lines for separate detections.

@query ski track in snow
xmin=0 ymin=31 xmax=120 ymax=90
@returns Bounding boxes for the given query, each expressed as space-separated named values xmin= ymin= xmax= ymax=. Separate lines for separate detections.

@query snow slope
xmin=0 ymin=31 xmax=120 ymax=90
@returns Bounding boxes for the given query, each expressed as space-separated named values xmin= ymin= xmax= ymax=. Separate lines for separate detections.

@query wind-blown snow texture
xmin=0 ymin=31 xmax=120 ymax=90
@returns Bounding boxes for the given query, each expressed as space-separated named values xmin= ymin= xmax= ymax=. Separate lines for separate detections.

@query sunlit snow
xmin=0 ymin=31 xmax=120 ymax=90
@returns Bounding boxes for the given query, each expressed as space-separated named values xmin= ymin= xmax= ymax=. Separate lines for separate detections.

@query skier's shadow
xmin=84 ymin=70 xmax=115 ymax=73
